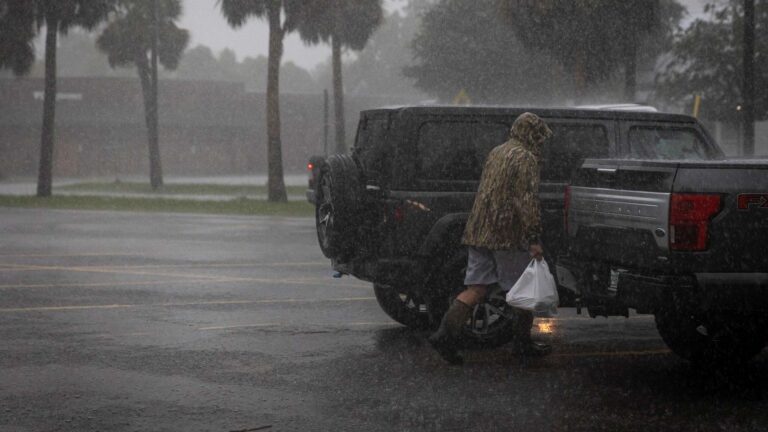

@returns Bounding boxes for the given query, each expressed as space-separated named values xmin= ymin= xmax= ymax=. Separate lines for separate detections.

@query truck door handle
xmin=597 ymin=168 xmax=617 ymax=174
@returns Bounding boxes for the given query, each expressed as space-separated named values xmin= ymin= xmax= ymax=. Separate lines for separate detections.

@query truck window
xmin=541 ymin=124 xmax=609 ymax=182
xmin=416 ymin=121 xmax=509 ymax=181
xmin=354 ymin=115 xmax=390 ymax=177
xmin=628 ymin=127 xmax=711 ymax=160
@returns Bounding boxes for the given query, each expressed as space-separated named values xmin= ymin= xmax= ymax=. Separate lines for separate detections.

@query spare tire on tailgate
xmin=315 ymin=154 xmax=364 ymax=259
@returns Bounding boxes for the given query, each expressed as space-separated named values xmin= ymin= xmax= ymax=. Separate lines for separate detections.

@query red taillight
xmin=669 ymin=193 xmax=722 ymax=251
xmin=564 ymin=185 xmax=571 ymax=234
xmin=393 ymin=205 xmax=405 ymax=223
xmin=307 ymin=162 xmax=314 ymax=171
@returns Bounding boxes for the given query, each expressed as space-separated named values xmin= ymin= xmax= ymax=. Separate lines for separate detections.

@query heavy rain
xmin=1 ymin=0 xmax=768 ymax=431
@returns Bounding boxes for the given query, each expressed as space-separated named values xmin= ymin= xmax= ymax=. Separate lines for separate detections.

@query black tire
xmin=373 ymin=284 xmax=432 ymax=329
xmin=315 ymin=155 xmax=363 ymax=259
xmin=654 ymin=300 xmax=767 ymax=365
xmin=429 ymin=248 xmax=522 ymax=349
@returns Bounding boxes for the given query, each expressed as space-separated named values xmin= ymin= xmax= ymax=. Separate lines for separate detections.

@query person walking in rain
xmin=429 ymin=112 xmax=553 ymax=365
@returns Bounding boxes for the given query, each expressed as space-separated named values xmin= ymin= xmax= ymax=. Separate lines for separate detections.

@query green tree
xmin=173 ymin=45 xmax=319 ymax=93
xmin=404 ymin=0 xmax=564 ymax=104
xmin=500 ymin=0 xmax=683 ymax=100
xmin=313 ymin=6 xmax=426 ymax=99
xmin=219 ymin=0 xmax=305 ymax=202
xmin=296 ymin=0 xmax=384 ymax=153
xmin=217 ymin=48 xmax=240 ymax=82
xmin=0 ymin=0 xmax=113 ymax=197
xmin=4 ymin=30 xmax=126 ymax=78
xmin=658 ymin=0 xmax=767 ymax=123
xmin=175 ymin=45 xmax=223 ymax=80
xmin=97 ymin=0 xmax=190 ymax=189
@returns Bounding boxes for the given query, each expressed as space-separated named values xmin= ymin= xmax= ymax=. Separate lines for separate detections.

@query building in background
xmin=0 ymin=78 xmax=410 ymax=178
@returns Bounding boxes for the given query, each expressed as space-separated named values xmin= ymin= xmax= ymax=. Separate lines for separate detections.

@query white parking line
xmin=0 ymin=275 xmax=370 ymax=290
xmin=0 ymin=296 xmax=377 ymax=313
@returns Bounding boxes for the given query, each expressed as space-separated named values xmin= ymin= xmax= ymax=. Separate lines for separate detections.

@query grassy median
xmin=56 ymin=181 xmax=308 ymax=196
xmin=0 ymin=195 xmax=314 ymax=217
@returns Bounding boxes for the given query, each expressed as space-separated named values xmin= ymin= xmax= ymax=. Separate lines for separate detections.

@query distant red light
xmin=393 ymin=205 xmax=405 ymax=223
xmin=307 ymin=163 xmax=314 ymax=171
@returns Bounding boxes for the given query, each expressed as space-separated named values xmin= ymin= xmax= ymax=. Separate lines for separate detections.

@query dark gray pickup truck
xmin=560 ymin=149 xmax=768 ymax=363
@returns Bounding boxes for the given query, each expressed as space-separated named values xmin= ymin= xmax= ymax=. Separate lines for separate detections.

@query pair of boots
xmin=428 ymin=299 xmax=551 ymax=365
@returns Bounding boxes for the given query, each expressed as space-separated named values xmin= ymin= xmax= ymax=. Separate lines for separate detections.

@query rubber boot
xmin=514 ymin=309 xmax=552 ymax=357
xmin=428 ymin=299 xmax=472 ymax=365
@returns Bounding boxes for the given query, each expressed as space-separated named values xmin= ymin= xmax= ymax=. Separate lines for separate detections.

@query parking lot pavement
xmin=1 ymin=207 xmax=767 ymax=432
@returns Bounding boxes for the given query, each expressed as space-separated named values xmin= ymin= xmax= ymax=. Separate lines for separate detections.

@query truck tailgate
xmin=568 ymin=159 xmax=768 ymax=274
xmin=568 ymin=159 xmax=676 ymax=270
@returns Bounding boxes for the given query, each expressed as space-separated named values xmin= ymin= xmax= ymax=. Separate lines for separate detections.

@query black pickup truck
xmin=561 ymin=152 xmax=768 ymax=363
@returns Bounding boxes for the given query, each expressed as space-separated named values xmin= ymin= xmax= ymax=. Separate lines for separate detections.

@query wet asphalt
xmin=0 ymin=207 xmax=767 ymax=432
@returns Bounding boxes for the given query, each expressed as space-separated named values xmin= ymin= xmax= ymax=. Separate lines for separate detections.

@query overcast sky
xmin=179 ymin=0 xmax=705 ymax=70
xmin=178 ymin=0 xmax=408 ymax=70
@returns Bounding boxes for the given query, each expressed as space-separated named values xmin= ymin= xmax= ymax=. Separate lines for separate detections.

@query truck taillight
xmin=564 ymin=185 xmax=571 ymax=234
xmin=669 ymin=194 xmax=722 ymax=251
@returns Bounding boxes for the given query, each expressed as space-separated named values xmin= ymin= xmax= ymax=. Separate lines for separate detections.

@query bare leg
xmin=456 ymin=284 xmax=488 ymax=306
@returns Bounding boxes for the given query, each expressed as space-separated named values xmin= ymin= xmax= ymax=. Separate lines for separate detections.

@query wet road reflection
xmin=0 ymin=208 xmax=765 ymax=431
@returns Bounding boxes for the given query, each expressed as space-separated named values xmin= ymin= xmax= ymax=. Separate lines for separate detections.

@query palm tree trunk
xmin=136 ymin=55 xmax=162 ymax=189
xmin=332 ymin=33 xmax=346 ymax=155
xmin=573 ymin=47 xmax=587 ymax=103
xmin=743 ymin=0 xmax=756 ymax=156
xmin=148 ymin=0 xmax=163 ymax=189
xmin=37 ymin=18 xmax=58 ymax=197
xmin=624 ymin=42 xmax=637 ymax=102
xmin=266 ymin=1 xmax=287 ymax=202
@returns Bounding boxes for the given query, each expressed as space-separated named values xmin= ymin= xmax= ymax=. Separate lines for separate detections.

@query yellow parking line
xmin=91 ymin=261 xmax=330 ymax=269
xmin=550 ymin=348 xmax=670 ymax=358
xmin=199 ymin=321 xmax=398 ymax=331
xmin=0 ymin=296 xmax=376 ymax=313
xmin=533 ymin=315 xmax=655 ymax=322
xmin=0 ymin=278 xmax=229 ymax=289
xmin=0 ymin=263 xmax=353 ymax=288
xmin=199 ymin=323 xmax=279 ymax=330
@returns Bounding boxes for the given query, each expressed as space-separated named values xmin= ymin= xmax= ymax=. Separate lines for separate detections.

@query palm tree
xmin=97 ymin=0 xmax=189 ymax=190
xmin=296 ymin=0 xmax=383 ymax=154
xmin=219 ymin=0 xmax=304 ymax=202
xmin=0 ymin=0 xmax=113 ymax=197
xmin=500 ymin=0 xmax=682 ymax=101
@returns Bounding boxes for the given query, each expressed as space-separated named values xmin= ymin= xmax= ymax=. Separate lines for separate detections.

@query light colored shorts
xmin=464 ymin=246 xmax=533 ymax=290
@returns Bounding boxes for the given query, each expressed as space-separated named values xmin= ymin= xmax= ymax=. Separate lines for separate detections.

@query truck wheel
xmin=430 ymin=249 xmax=520 ymax=349
xmin=373 ymin=284 xmax=432 ymax=329
xmin=315 ymin=155 xmax=363 ymax=259
xmin=654 ymin=305 xmax=767 ymax=365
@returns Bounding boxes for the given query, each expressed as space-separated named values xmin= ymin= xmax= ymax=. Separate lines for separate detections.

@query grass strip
xmin=56 ymin=181 xmax=307 ymax=196
xmin=0 ymin=195 xmax=314 ymax=217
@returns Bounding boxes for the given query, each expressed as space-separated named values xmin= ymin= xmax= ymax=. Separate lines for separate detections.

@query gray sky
xmin=179 ymin=0 xmax=706 ymax=70
xmin=179 ymin=0 xmax=408 ymax=70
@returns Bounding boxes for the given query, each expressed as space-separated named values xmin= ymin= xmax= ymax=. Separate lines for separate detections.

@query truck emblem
xmin=737 ymin=193 xmax=768 ymax=210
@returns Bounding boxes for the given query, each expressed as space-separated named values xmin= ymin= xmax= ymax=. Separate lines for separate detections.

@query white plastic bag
xmin=505 ymin=259 xmax=559 ymax=317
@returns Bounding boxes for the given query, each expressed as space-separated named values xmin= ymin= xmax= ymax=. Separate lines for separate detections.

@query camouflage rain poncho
xmin=461 ymin=112 xmax=553 ymax=250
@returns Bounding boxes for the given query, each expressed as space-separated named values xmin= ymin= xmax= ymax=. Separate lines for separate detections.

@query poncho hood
xmin=509 ymin=112 xmax=553 ymax=156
